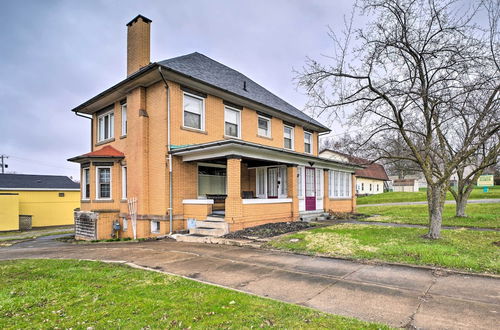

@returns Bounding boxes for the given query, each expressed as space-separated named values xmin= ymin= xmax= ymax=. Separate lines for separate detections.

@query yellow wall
xmin=0 ymin=190 xmax=80 ymax=227
xmin=357 ymin=178 xmax=385 ymax=195
xmin=0 ymin=193 xmax=20 ymax=231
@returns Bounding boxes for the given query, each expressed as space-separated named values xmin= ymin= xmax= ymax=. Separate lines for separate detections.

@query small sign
xmin=187 ymin=218 xmax=197 ymax=229
xmin=477 ymin=175 xmax=494 ymax=187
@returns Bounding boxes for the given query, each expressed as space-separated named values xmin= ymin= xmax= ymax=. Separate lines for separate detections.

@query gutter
xmin=158 ymin=67 xmax=173 ymax=235
xmin=74 ymin=112 xmax=93 ymax=151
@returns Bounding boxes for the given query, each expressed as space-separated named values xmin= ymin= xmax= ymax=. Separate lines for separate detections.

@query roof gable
xmin=0 ymin=174 xmax=79 ymax=190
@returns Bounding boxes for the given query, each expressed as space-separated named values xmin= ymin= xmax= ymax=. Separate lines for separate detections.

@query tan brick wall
xmin=127 ymin=17 xmax=150 ymax=76
xmin=183 ymin=204 xmax=212 ymax=220
xmin=323 ymin=173 xmax=357 ymax=213
xmin=229 ymin=203 xmax=293 ymax=231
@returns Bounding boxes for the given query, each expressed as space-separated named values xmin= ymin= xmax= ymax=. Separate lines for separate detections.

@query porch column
xmin=226 ymin=156 xmax=243 ymax=222
xmin=352 ymin=175 xmax=357 ymax=212
xmin=287 ymin=165 xmax=299 ymax=220
xmin=323 ymin=169 xmax=330 ymax=213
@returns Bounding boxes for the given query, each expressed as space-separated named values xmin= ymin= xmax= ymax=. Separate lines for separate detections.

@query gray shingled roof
xmin=159 ymin=52 xmax=329 ymax=131
xmin=0 ymin=174 xmax=80 ymax=190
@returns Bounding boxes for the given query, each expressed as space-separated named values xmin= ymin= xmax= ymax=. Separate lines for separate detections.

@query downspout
xmin=74 ymin=111 xmax=93 ymax=150
xmin=158 ymin=67 xmax=173 ymax=235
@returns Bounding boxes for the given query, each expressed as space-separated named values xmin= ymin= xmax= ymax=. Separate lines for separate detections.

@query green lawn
xmin=0 ymin=259 xmax=389 ymax=329
xmin=358 ymin=203 xmax=500 ymax=229
xmin=267 ymin=224 xmax=500 ymax=274
xmin=357 ymin=186 xmax=500 ymax=204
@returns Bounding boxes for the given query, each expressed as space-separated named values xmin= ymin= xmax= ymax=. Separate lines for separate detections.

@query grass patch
xmin=0 ymin=227 xmax=74 ymax=241
xmin=0 ymin=259 xmax=389 ymax=329
xmin=267 ymin=224 xmax=500 ymax=274
xmin=357 ymin=186 xmax=500 ymax=204
xmin=358 ymin=203 xmax=499 ymax=229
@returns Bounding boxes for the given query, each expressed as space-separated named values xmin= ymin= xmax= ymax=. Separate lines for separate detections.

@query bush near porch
xmin=0 ymin=259 xmax=389 ymax=329
xmin=267 ymin=224 xmax=500 ymax=274
xmin=358 ymin=203 xmax=499 ymax=229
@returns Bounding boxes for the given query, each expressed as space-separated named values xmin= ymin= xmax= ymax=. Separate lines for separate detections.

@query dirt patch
xmin=223 ymin=221 xmax=319 ymax=239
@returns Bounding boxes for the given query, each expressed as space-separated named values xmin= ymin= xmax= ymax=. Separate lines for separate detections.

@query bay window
xmin=96 ymin=167 xmax=112 ymax=200
xmin=183 ymin=93 xmax=204 ymax=130
xmin=224 ymin=107 xmax=241 ymax=137
xmin=121 ymin=166 xmax=127 ymax=199
xmin=82 ymin=167 xmax=90 ymax=200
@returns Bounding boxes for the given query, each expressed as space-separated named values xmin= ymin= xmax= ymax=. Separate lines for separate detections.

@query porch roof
xmin=170 ymin=139 xmax=363 ymax=171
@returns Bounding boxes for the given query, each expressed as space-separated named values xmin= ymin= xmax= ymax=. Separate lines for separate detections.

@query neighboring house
xmin=0 ymin=174 xmax=80 ymax=231
xmin=319 ymin=150 xmax=389 ymax=195
xmin=68 ymin=15 xmax=361 ymax=240
xmin=392 ymin=179 xmax=420 ymax=192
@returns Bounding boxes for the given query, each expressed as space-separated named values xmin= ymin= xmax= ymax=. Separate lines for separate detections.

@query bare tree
xmin=298 ymin=0 xmax=499 ymax=238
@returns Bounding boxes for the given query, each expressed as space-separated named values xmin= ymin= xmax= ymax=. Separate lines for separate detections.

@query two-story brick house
xmin=69 ymin=15 xmax=360 ymax=240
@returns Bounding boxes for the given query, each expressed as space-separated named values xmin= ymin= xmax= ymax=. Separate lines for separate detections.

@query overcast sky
xmin=0 ymin=0 xmax=356 ymax=179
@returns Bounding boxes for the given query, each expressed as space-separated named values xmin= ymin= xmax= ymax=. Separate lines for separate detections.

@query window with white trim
xmin=224 ymin=107 xmax=241 ymax=137
xmin=278 ymin=167 xmax=287 ymax=197
xmin=298 ymin=166 xmax=304 ymax=198
xmin=82 ymin=167 xmax=90 ymax=200
xmin=96 ymin=167 xmax=112 ymax=199
xmin=151 ymin=220 xmax=160 ymax=233
xmin=183 ymin=93 xmax=204 ymax=130
xmin=304 ymin=132 xmax=313 ymax=154
xmin=121 ymin=103 xmax=127 ymax=136
xmin=255 ymin=166 xmax=287 ymax=198
xmin=316 ymin=168 xmax=323 ymax=198
xmin=121 ymin=166 xmax=127 ymax=199
xmin=258 ymin=116 xmax=271 ymax=137
xmin=329 ymin=170 xmax=352 ymax=198
xmin=97 ymin=111 xmax=114 ymax=142
xmin=122 ymin=217 xmax=128 ymax=231
xmin=283 ymin=125 xmax=294 ymax=149
xmin=256 ymin=167 xmax=266 ymax=198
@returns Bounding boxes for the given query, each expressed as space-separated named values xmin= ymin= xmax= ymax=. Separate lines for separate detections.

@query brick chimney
xmin=126 ymin=15 xmax=152 ymax=76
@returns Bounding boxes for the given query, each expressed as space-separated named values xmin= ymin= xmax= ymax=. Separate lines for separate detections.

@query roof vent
xmin=243 ymin=81 xmax=247 ymax=91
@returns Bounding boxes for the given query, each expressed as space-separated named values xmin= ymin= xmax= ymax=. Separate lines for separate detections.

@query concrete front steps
xmin=300 ymin=212 xmax=330 ymax=222
xmin=188 ymin=214 xmax=229 ymax=237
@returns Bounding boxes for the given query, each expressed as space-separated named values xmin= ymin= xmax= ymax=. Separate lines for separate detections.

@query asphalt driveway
xmin=1 ymin=236 xmax=498 ymax=329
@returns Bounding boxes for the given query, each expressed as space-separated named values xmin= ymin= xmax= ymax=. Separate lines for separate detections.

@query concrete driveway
xmin=1 ymin=236 xmax=498 ymax=329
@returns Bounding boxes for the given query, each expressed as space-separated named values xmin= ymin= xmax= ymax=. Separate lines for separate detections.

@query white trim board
xmin=182 ymin=199 xmax=214 ymax=205
xmin=242 ymin=198 xmax=292 ymax=204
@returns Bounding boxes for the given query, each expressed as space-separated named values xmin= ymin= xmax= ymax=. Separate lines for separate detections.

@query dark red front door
xmin=305 ymin=167 xmax=316 ymax=211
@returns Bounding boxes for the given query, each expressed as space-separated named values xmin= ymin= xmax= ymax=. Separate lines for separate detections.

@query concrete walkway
xmin=1 ymin=236 xmax=498 ymax=329
xmin=358 ymin=198 xmax=500 ymax=207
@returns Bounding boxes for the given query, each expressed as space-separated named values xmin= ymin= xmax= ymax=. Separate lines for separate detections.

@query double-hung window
xmin=304 ymin=132 xmax=313 ymax=154
xmin=96 ymin=167 xmax=112 ymax=199
xmin=121 ymin=102 xmax=127 ymax=136
xmin=283 ymin=125 xmax=294 ymax=150
xmin=258 ymin=116 xmax=271 ymax=137
xmin=329 ymin=170 xmax=352 ymax=198
xmin=82 ymin=167 xmax=90 ymax=200
xmin=97 ymin=111 xmax=114 ymax=142
xmin=121 ymin=166 xmax=127 ymax=199
xmin=224 ymin=106 xmax=241 ymax=138
xmin=183 ymin=93 xmax=204 ymax=130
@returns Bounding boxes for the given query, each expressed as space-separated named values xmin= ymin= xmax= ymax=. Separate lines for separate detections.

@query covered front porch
xmin=172 ymin=140 xmax=358 ymax=234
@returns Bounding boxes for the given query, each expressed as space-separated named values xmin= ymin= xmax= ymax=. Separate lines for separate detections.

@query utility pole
xmin=0 ymin=154 xmax=8 ymax=174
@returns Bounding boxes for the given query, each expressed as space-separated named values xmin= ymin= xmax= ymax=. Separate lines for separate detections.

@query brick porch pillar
xmin=352 ymin=175 xmax=357 ymax=212
xmin=287 ymin=165 xmax=299 ymax=220
xmin=225 ymin=156 xmax=243 ymax=223
xmin=323 ymin=169 xmax=330 ymax=213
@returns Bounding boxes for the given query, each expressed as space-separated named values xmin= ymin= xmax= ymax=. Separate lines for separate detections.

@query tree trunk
xmin=426 ymin=183 xmax=448 ymax=239
xmin=455 ymin=194 xmax=467 ymax=217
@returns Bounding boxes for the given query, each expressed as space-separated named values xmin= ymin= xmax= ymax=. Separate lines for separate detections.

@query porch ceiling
xmin=170 ymin=139 xmax=363 ymax=171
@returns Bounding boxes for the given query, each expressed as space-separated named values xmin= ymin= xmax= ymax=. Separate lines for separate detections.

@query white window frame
xmin=255 ymin=165 xmax=287 ymax=199
xmin=257 ymin=115 xmax=271 ymax=138
xmin=122 ymin=217 xmax=128 ymax=231
xmin=304 ymin=131 xmax=313 ymax=154
xmin=329 ymin=170 xmax=352 ymax=198
xmin=182 ymin=92 xmax=205 ymax=131
xmin=316 ymin=168 xmax=323 ymax=199
xmin=95 ymin=166 xmax=112 ymax=200
xmin=283 ymin=125 xmax=294 ymax=150
xmin=121 ymin=166 xmax=127 ymax=199
xmin=121 ymin=103 xmax=127 ymax=136
xmin=97 ymin=110 xmax=114 ymax=142
xmin=151 ymin=220 xmax=160 ymax=234
xmin=224 ymin=106 xmax=241 ymax=138
xmin=298 ymin=166 xmax=304 ymax=198
xmin=82 ymin=167 xmax=90 ymax=200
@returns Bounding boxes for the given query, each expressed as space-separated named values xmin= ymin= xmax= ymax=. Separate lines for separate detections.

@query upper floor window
xmin=121 ymin=102 xmax=127 ymax=136
xmin=183 ymin=93 xmax=204 ymax=130
xmin=224 ymin=107 xmax=241 ymax=138
xmin=97 ymin=111 xmax=114 ymax=142
xmin=96 ymin=167 xmax=112 ymax=200
xmin=82 ymin=167 xmax=90 ymax=200
xmin=258 ymin=116 xmax=271 ymax=138
xmin=283 ymin=125 xmax=294 ymax=150
xmin=304 ymin=131 xmax=313 ymax=154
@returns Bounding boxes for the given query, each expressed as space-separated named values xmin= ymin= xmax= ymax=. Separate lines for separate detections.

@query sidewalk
xmin=0 ymin=237 xmax=498 ymax=329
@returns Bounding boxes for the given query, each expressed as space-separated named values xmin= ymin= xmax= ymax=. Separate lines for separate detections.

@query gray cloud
xmin=0 ymin=0 xmax=354 ymax=178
